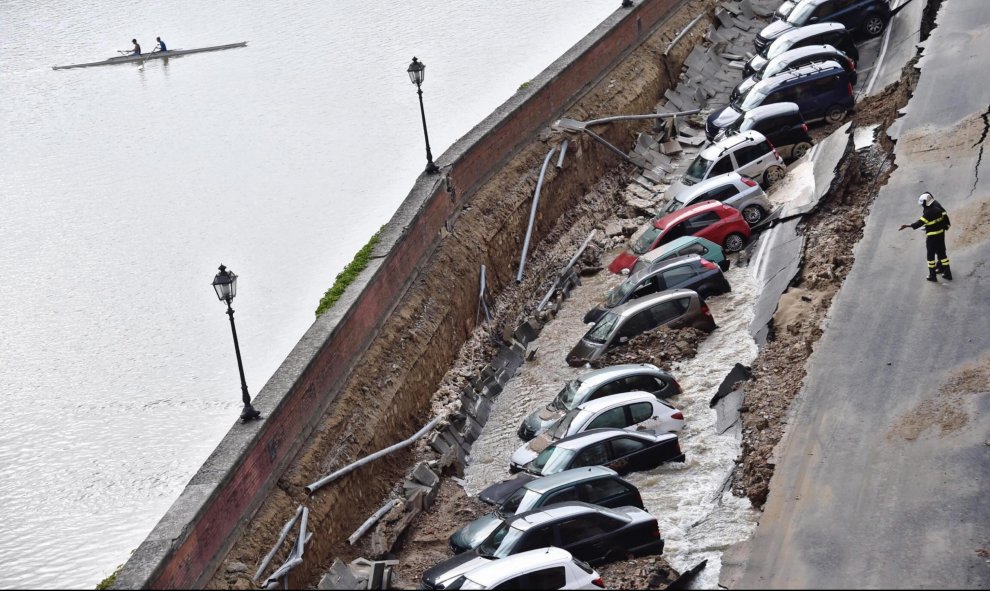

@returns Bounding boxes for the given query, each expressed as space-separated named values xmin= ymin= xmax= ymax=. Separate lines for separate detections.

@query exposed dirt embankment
xmin=210 ymin=1 xmax=720 ymax=588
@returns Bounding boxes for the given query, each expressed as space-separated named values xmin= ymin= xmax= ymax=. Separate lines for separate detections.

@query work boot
xmin=927 ymin=269 xmax=938 ymax=282
xmin=942 ymin=266 xmax=953 ymax=280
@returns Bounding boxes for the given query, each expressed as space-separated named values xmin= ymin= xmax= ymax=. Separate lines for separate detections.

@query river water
xmin=0 ymin=2 xmax=616 ymax=588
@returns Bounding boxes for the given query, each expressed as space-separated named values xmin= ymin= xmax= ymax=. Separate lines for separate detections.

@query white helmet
xmin=919 ymin=192 xmax=934 ymax=206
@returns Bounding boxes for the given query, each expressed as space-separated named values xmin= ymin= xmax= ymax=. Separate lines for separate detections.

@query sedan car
xmin=451 ymin=466 xmax=643 ymax=554
xmin=513 ymin=428 xmax=686 ymax=478
xmin=422 ymin=502 xmax=664 ymax=588
xmin=509 ymin=392 xmax=685 ymax=471
xmin=518 ymin=364 xmax=680 ymax=442
xmin=435 ymin=547 xmax=605 ymax=590
xmin=661 ymin=172 xmax=772 ymax=225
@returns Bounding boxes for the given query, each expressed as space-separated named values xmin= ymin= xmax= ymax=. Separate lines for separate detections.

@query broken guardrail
xmin=553 ymin=110 xmax=700 ymax=166
xmin=517 ymin=146 xmax=558 ymax=282
xmin=537 ymin=229 xmax=597 ymax=312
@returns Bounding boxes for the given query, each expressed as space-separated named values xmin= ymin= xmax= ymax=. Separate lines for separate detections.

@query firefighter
xmin=898 ymin=192 xmax=952 ymax=282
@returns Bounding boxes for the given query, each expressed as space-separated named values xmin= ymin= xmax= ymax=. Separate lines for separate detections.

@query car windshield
xmin=632 ymin=226 xmax=662 ymax=254
xmin=529 ymin=445 xmax=576 ymax=475
xmin=786 ymin=2 xmax=816 ymax=25
xmin=583 ymin=313 xmax=619 ymax=344
xmin=740 ymin=89 xmax=769 ymax=111
xmin=605 ymin=278 xmax=637 ymax=307
xmin=476 ymin=523 xmax=525 ymax=558
xmin=549 ymin=409 xmax=580 ymax=439
xmin=553 ymin=379 xmax=582 ymax=410
xmin=684 ymin=155 xmax=712 ymax=182
xmin=500 ymin=487 xmax=542 ymax=515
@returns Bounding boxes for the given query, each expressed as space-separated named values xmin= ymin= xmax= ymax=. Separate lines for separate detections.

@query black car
xmin=756 ymin=0 xmax=891 ymax=50
xmin=717 ymin=102 xmax=813 ymax=162
xmin=511 ymin=428 xmax=686 ymax=476
xmin=730 ymin=44 xmax=858 ymax=104
xmin=422 ymin=502 xmax=665 ymax=588
xmin=744 ymin=22 xmax=859 ymax=77
xmin=707 ymin=61 xmax=855 ymax=140
xmin=583 ymin=255 xmax=730 ymax=324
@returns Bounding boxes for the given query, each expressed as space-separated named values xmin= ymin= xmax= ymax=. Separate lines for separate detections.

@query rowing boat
xmin=52 ymin=42 xmax=248 ymax=70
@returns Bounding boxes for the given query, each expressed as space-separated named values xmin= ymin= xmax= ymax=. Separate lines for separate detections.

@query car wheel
xmin=825 ymin=105 xmax=847 ymax=124
xmin=792 ymin=141 xmax=812 ymax=160
xmin=723 ymin=232 xmax=745 ymax=253
xmin=864 ymin=15 xmax=886 ymax=37
xmin=763 ymin=165 xmax=785 ymax=186
xmin=742 ymin=204 xmax=765 ymax=225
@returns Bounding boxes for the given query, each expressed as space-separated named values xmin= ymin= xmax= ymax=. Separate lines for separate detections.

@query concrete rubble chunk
xmin=318 ymin=559 xmax=360 ymax=590
xmin=626 ymin=183 xmax=654 ymax=201
xmin=604 ymin=222 xmax=624 ymax=238
xmin=412 ymin=462 xmax=439 ymax=487
xmin=661 ymin=139 xmax=682 ymax=155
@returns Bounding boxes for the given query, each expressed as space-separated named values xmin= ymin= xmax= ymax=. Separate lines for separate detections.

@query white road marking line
xmin=865 ymin=0 xmax=905 ymax=95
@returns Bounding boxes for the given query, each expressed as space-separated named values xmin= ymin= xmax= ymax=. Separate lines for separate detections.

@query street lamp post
xmin=211 ymin=264 xmax=262 ymax=423
xmin=407 ymin=57 xmax=440 ymax=174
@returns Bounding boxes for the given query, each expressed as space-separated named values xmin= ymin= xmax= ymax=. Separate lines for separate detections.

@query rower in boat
xmin=127 ymin=39 xmax=141 ymax=56
xmin=153 ymin=37 xmax=167 ymax=53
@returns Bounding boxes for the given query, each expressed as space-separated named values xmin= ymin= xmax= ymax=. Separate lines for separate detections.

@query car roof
xmin=576 ymin=391 xmax=656 ymax=414
xmin=741 ymin=102 xmax=801 ymax=121
xmin=699 ymin=130 xmax=768 ymax=159
xmin=654 ymin=198 xmax=725 ymax=228
xmin=774 ymin=21 xmax=846 ymax=46
xmin=576 ymin=363 xmax=664 ymax=388
xmin=552 ymin=427 xmax=677 ymax=449
xmin=674 ymin=172 xmax=744 ymax=203
xmin=462 ymin=548 xmax=576 ymax=584
xmin=768 ymin=44 xmax=843 ymax=69
xmin=753 ymin=60 xmax=844 ymax=94
xmin=509 ymin=501 xmax=629 ymax=531
xmin=610 ymin=288 xmax=696 ymax=319
xmin=522 ymin=466 xmax=619 ymax=494
xmin=630 ymin=254 xmax=701 ymax=281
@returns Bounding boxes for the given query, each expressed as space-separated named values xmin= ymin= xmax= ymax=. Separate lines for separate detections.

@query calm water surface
xmin=0 ymin=1 xmax=616 ymax=587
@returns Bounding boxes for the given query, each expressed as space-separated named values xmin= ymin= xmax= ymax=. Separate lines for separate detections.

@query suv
xmin=758 ymin=0 xmax=891 ymax=48
xmin=630 ymin=236 xmax=729 ymax=274
xmin=669 ymin=130 xmax=785 ymax=194
xmin=608 ymin=201 xmax=751 ymax=274
xmin=730 ymin=44 xmax=857 ymax=103
xmin=662 ymin=172 xmax=773 ymax=224
xmin=745 ymin=22 xmax=859 ymax=77
xmin=708 ymin=61 xmax=855 ymax=138
xmin=510 ymin=392 xmax=685 ymax=470
xmin=518 ymin=364 xmax=680 ymax=441
xmin=715 ymin=103 xmax=814 ymax=162
xmin=586 ymin=255 xmax=729 ymax=324
xmin=451 ymin=466 xmax=644 ymax=554
xmin=566 ymin=289 xmax=716 ymax=365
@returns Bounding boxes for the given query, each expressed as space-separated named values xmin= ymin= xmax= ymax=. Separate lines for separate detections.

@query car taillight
xmin=767 ymin=139 xmax=780 ymax=160
xmin=672 ymin=412 xmax=684 ymax=420
xmin=700 ymin=303 xmax=712 ymax=317
xmin=848 ymin=58 xmax=856 ymax=71
xmin=848 ymin=82 xmax=853 ymax=96
xmin=651 ymin=525 xmax=663 ymax=538
xmin=741 ymin=176 xmax=758 ymax=187
xmin=801 ymin=123 xmax=809 ymax=133
xmin=700 ymin=258 xmax=717 ymax=270
xmin=592 ymin=577 xmax=606 ymax=588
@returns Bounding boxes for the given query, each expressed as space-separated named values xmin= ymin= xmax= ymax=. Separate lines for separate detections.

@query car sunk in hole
xmin=509 ymin=392 xmax=686 ymax=472
xmin=729 ymin=44 xmax=858 ymax=106
xmin=661 ymin=172 xmax=773 ymax=225
xmin=628 ymin=236 xmax=729 ymax=275
xmin=450 ymin=466 xmax=643 ymax=554
xmin=518 ymin=364 xmax=680 ymax=442
xmin=512 ymin=428 xmax=686 ymax=477
xmin=713 ymin=102 xmax=815 ymax=163
xmin=433 ymin=547 xmax=605 ymax=590
xmin=745 ymin=22 xmax=859 ymax=77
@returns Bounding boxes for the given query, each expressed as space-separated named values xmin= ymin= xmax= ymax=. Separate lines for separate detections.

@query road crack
xmin=967 ymin=104 xmax=990 ymax=199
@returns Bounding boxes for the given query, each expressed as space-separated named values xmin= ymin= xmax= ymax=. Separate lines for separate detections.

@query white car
xmin=440 ymin=547 xmax=605 ymax=590
xmin=665 ymin=130 xmax=785 ymax=202
xmin=662 ymin=171 xmax=773 ymax=225
xmin=510 ymin=391 xmax=685 ymax=470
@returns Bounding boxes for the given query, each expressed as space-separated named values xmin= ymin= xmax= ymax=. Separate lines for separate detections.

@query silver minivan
xmin=565 ymin=289 xmax=716 ymax=366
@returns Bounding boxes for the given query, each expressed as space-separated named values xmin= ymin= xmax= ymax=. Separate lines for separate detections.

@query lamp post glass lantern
xmin=407 ymin=56 xmax=440 ymax=174
xmin=211 ymin=264 xmax=262 ymax=422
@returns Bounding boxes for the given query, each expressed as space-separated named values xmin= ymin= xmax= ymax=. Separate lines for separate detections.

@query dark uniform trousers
xmin=926 ymin=232 xmax=949 ymax=271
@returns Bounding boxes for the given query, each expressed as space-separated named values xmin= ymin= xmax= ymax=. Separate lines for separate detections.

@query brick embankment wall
xmin=111 ymin=0 xmax=713 ymax=588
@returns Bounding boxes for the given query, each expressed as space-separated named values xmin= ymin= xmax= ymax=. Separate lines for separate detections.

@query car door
xmin=570 ymin=442 xmax=610 ymax=469
xmin=645 ymin=298 xmax=687 ymax=330
xmin=731 ymin=143 xmax=774 ymax=180
xmin=514 ymin=524 xmax=555 ymax=553
xmin=619 ymin=373 xmax=677 ymax=399
xmin=612 ymin=310 xmax=652 ymax=348
xmin=606 ymin=436 xmax=652 ymax=472
xmin=589 ymin=377 xmax=636 ymax=401
xmin=683 ymin=211 xmax=721 ymax=239
xmin=656 ymin=220 xmax=688 ymax=247
xmin=580 ymin=477 xmax=642 ymax=509
xmin=627 ymin=400 xmax=661 ymax=431
xmin=555 ymin=516 xmax=612 ymax=563
xmin=520 ymin=567 xmax=567 ymax=589
xmin=585 ymin=406 xmax=629 ymax=431
xmin=541 ymin=485 xmax=582 ymax=508
xmin=659 ymin=263 xmax=700 ymax=291
xmin=705 ymin=154 xmax=735 ymax=182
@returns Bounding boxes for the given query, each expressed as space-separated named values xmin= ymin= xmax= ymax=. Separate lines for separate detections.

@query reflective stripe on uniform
xmin=927 ymin=229 xmax=945 ymax=236
xmin=941 ymin=258 xmax=951 ymax=265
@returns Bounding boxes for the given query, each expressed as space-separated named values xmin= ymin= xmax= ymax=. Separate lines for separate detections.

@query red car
xmin=609 ymin=201 xmax=751 ymax=274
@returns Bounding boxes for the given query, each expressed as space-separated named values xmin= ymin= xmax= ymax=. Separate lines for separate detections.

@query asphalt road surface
xmin=725 ymin=0 xmax=990 ymax=588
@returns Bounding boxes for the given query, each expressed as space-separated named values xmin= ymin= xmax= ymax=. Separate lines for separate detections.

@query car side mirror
xmin=808 ymin=16 xmax=818 ymax=23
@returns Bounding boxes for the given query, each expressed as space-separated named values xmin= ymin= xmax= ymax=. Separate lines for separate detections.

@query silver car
xmin=663 ymin=172 xmax=773 ymax=225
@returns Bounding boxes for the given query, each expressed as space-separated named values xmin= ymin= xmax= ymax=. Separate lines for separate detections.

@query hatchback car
xmin=629 ymin=236 xmax=729 ymax=275
xmin=669 ymin=130 xmax=785 ymax=194
xmin=662 ymin=172 xmax=773 ymax=224
xmin=422 ymin=502 xmax=663 ymax=588
xmin=517 ymin=428 xmax=686 ymax=478
xmin=585 ymin=255 xmax=729 ymax=324
xmin=730 ymin=44 xmax=857 ymax=104
xmin=714 ymin=102 xmax=814 ymax=162
xmin=452 ymin=466 xmax=643 ymax=554
xmin=510 ymin=392 xmax=685 ymax=470
xmin=708 ymin=61 xmax=855 ymax=139
xmin=608 ymin=201 xmax=750 ymax=274
xmin=757 ymin=0 xmax=890 ymax=49
xmin=745 ymin=22 xmax=859 ymax=77
xmin=565 ymin=289 xmax=716 ymax=366
xmin=435 ymin=547 xmax=605 ymax=590
xmin=518 ymin=364 xmax=680 ymax=441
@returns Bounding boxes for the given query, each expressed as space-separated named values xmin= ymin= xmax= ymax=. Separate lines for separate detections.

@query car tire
xmin=864 ymin=15 xmax=886 ymax=37
xmin=763 ymin=165 xmax=785 ymax=186
xmin=723 ymin=232 xmax=746 ymax=253
xmin=792 ymin=141 xmax=812 ymax=160
xmin=825 ymin=105 xmax=847 ymax=124
xmin=742 ymin=204 xmax=765 ymax=225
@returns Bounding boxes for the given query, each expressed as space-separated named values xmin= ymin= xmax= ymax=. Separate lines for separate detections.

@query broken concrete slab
xmin=747 ymin=217 xmax=804 ymax=345
xmin=710 ymin=363 xmax=753 ymax=407
xmin=853 ymin=124 xmax=879 ymax=151
xmin=714 ymin=387 xmax=746 ymax=435
xmin=318 ymin=559 xmax=360 ymax=590
xmin=412 ymin=462 xmax=439 ymax=488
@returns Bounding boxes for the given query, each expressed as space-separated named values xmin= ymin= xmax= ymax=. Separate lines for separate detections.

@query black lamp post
xmin=407 ymin=56 xmax=440 ymax=174
xmin=211 ymin=264 xmax=262 ymax=423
